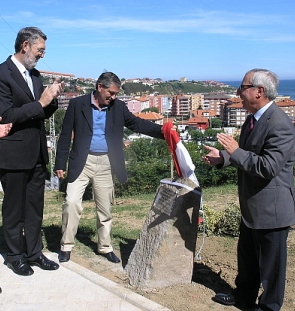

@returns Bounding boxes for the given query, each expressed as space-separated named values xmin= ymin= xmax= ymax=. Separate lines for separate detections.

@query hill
xmin=122 ymin=81 xmax=236 ymax=96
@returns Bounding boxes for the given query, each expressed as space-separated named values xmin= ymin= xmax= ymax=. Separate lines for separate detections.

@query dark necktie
xmin=248 ymin=115 xmax=255 ymax=132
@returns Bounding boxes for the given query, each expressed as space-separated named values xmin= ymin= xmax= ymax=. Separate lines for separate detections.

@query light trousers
xmin=60 ymin=154 xmax=114 ymax=253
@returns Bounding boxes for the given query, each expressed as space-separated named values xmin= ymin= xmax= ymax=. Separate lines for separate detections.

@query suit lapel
xmin=81 ymin=93 xmax=93 ymax=131
xmin=105 ymin=108 xmax=113 ymax=134
xmin=6 ymin=57 xmax=35 ymax=101
xmin=240 ymin=102 xmax=276 ymax=148
xmin=105 ymin=100 xmax=115 ymax=133
xmin=239 ymin=115 xmax=251 ymax=147
xmin=30 ymin=69 xmax=40 ymax=99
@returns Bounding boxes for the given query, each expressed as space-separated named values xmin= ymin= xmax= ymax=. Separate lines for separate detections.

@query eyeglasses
xmin=238 ymin=84 xmax=254 ymax=92
xmin=32 ymin=45 xmax=46 ymax=55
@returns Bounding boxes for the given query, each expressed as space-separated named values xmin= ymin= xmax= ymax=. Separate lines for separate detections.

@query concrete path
xmin=0 ymin=252 xmax=170 ymax=311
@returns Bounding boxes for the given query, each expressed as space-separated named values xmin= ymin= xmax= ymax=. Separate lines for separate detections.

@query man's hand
xmin=39 ymin=78 xmax=65 ymax=108
xmin=202 ymin=145 xmax=223 ymax=166
xmin=56 ymin=170 xmax=66 ymax=179
xmin=217 ymin=133 xmax=239 ymax=155
xmin=0 ymin=117 xmax=12 ymax=138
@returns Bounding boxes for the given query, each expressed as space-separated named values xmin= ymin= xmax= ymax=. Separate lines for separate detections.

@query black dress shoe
xmin=7 ymin=259 xmax=34 ymax=276
xmin=213 ymin=293 xmax=236 ymax=305
xmin=213 ymin=293 xmax=256 ymax=308
xmin=99 ymin=251 xmax=120 ymax=263
xmin=58 ymin=250 xmax=71 ymax=263
xmin=0 ymin=287 xmax=2 ymax=294
xmin=28 ymin=253 xmax=59 ymax=270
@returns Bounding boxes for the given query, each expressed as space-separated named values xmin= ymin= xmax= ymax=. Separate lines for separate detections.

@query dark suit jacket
xmin=55 ymin=93 xmax=165 ymax=183
xmin=221 ymin=102 xmax=295 ymax=229
xmin=0 ymin=56 xmax=58 ymax=169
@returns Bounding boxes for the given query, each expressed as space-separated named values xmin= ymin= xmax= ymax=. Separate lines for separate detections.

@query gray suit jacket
xmin=221 ymin=102 xmax=295 ymax=229
xmin=55 ymin=93 xmax=164 ymax=183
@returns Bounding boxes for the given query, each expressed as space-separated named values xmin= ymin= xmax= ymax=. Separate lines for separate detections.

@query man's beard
xmin=23 ymin=53 xmax=38 ymax=70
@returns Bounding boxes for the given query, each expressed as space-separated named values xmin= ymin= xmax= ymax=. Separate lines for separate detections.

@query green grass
xmin=0 ymin=185 xmax=239 ymax=258
xmin=42 ymin=190 xmax=154 ymax=256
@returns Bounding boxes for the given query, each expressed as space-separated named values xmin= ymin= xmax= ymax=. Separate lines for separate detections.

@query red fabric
xmin=162 ymin=122 xmax=182 ymax=177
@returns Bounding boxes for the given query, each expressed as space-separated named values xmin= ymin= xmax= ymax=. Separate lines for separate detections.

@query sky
xmin=0 ymin=0 xmax=295 ymax=82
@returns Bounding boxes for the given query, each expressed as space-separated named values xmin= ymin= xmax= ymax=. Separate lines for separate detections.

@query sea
xmin=221 ymin=79 xmax=295 ymax=100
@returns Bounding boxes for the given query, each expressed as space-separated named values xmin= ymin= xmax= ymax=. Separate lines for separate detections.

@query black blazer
xmin=55 ymin=93 xmax=164 ymax=183
xmin=0 ymin=56 xmax=57 ymax=169
xmin=221 ymin=102 xmax=295 ymax=229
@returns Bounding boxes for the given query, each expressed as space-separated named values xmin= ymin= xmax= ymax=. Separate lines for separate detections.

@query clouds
xmin=0 ymin=1 xmax=294 ymax=80
xmin=2 ymin=9 xmax=294 ymax=42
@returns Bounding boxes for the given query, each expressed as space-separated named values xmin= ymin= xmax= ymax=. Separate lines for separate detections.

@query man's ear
xmin=97 ymin=83 xmax=103 ymax=92
xmin=21 ymin=40 xmax=30 ymax=54
xmin=256 ymin=86 xmax=264 ymax=98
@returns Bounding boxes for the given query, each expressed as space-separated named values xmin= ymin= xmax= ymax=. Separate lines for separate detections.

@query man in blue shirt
xmin=55 ymin=72 xmax=165 ymax=263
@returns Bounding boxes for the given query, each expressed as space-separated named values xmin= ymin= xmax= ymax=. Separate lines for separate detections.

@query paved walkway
xmin=0 ymin=252 xmax=170 ymax=311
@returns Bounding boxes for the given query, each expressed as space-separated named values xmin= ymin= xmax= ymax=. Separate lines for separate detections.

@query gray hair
xmin=96 ymin=72 xmax=121 ymax=89
xmin=15 ymin=27 xmax=47 ymax=53
xmin=246 ymin=68 xmax=279 ymax=100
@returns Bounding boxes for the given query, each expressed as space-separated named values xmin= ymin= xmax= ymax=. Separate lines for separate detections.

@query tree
xmin=204 ymin=127 xmax=223 ymax=139
xmin=54 ymin=109 xmax=66 ymax=135
xmin=210 ymin=118 xmax=222 ymax=128
xmin=114 ymin=138 xmax=171 ymax=196
xmin=190 ymin=129 xmax=204 ymax=141
xmin=45 ymin=108 xmax=66 ymax=136
xmin=141 ymin=107 xmax=159 ymax=113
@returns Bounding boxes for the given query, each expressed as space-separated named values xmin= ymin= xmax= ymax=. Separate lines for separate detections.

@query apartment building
xmin=171 ymin=94 xmax=190 ymax=117
xmin=223 ymin=98 xmax=249 ymax=128
xmin=186 ymin=93 xmax=204 ymax=111
xmin=40 ymin=70 xmax=75 ymax=80
xmin=58 ymin=92 xmax=83 ymax=109
xmin=148 ymin=95 xmax=169 ymax=114
xmin=203 ymin=94 xmax=231 ymax=117
xmin=222 ymin=98 xmax=295 ymax=128
xmin=125 ymin=96 xmax=150 ymax=113
xmin=277 ymin=99 xmax=295 ymax=122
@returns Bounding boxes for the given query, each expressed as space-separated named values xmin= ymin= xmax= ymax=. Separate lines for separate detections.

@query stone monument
xmin=125 ymin=177 xmax=201 ymax=290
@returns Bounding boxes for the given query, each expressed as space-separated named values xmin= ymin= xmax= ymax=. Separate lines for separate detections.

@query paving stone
xmin=0 ymin=252 xmax=170 ymax=311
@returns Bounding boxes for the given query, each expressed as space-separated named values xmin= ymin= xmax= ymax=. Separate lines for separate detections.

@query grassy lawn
xmin=36 ymin=191 xmax=154 ymax=258
xmin=0 ymin=184 xmax=239 ymax=257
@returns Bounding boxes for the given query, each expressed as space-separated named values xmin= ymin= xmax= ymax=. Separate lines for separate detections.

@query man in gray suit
xmin=203 ymin=69 xmax=295 ymax=311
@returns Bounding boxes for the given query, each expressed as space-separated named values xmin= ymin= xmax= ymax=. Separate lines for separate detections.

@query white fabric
xmin=175 ymin=141 xmax=199 ymax=185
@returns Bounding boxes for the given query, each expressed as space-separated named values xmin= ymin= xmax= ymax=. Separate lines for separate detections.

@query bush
xmin=199 ymin=203 xmax=241 ymax=237
xmin=217 ymin=203 xmax=241 ymax=237
xmin=200 ymin=204 xmax=223 ymax=235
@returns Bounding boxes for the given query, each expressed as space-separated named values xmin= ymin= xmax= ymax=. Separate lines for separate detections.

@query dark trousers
xmin=235 ymin=219 xmax=289 ymax=311
xmin=0 ymin=164 xmax=46 ymax=263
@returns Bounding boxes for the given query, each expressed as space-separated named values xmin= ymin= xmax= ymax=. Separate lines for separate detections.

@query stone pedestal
xmin=125 ymin=177 xmax=201 ymax=290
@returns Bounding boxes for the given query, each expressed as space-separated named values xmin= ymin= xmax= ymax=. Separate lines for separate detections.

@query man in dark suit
xmin=203 ymin=69 xmax=295 ymax=311
xmin=0 ymin=27 xmax=64 ymax=276
xmin=55 ymin=72 xmax=166 ymax=264
xmin=0 ymin=117 xmax=12 ymax=293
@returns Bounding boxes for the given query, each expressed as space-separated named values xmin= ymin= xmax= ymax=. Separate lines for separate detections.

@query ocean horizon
xmin=221 ymin=79 xmax=295 ymax=100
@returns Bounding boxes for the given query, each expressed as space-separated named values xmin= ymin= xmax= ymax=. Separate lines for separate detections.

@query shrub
xmin=217 ymin=203 xmax=241 ymax=237
xmin=199 ymin=203 xmax=241 ymax=237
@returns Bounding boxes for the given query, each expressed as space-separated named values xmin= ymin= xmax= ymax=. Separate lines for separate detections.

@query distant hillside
xmin=122 ymin=81 xmax=236 ymax=96
xmin=41 ymin=75 xmax=236 ymax=96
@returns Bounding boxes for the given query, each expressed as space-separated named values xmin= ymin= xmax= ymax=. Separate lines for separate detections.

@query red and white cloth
xmin=162 ymin=122 xmax=199 ymax=186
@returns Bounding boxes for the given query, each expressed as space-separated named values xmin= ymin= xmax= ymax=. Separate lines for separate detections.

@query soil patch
xmin=71 ymin=227 xmax=295 ymax=311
